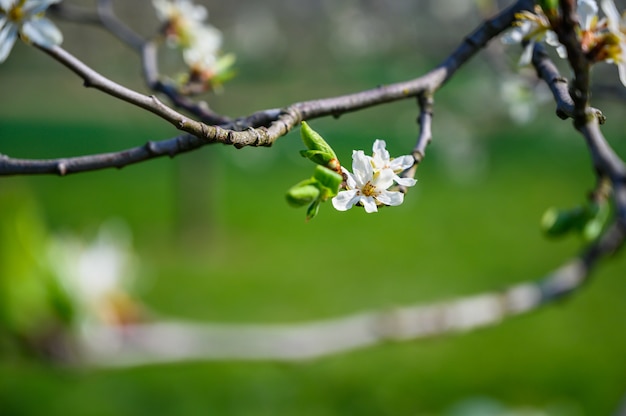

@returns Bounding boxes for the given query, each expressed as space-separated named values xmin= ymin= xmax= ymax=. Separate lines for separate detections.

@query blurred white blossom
xmin=48 ymin=221 xmax=141 ymax=327
xmin=152 ymin=0 xmax=235 ymax=91
xmin=502 ymin=0 xmax=626 ymax=86
xmin=0 ymin=0 xmax=63 ymax=63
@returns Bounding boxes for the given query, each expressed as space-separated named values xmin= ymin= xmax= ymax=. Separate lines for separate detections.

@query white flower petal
xmin=388 ymin=154 xmax=414 ymax=172
xmin=361 ymin=196 xmax=378 ymax=213
xmin=331 ymin=190 xmax=360 ymax=211
xmin=0 ymin=0 xmax=16 ymax=9
xmin=577 ymin=0 xmax=599 ymax=31
xmin=618 ymin=60 xmax=626 ymax=87
xmin=372 ymin=139 xmax=390 ymax=163
xmin=342 ymin=167 xmax=357 ymax=190
xmin=518 ymin=42 xmax=535 ymax=66
xmin=394 ymin=176 xmax=417 ymax=187
xmin=23 ymin=0 xmax=61 ymax=15
xmin=372 ymin=167 xmax=395 ymax=190
xmin=601 ymin=0 xmax=621 ymax=32
xmin=0 ymin=24 xmax=18 ymax=63
xmin=21 ymin=18 xmax=63 ymax=47
xmin=351 ymin=150 xmax=373 ymax=187
xmin=376 ymin=190 xmax=404 ymax=207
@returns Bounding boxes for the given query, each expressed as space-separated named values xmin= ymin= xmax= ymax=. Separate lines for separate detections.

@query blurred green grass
xmin=0 ymin=106 xmax=625 ymax=415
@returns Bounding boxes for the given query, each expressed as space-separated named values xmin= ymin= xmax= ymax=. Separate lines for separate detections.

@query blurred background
xmin=1 ymin=0 xmax=625 ymax=415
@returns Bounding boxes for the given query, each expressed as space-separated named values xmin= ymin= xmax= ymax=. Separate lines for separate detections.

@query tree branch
xmin=77 ymin=250 xmax=613 ymax=365
xmin=1 ymin=0 xmax=535 ymax=176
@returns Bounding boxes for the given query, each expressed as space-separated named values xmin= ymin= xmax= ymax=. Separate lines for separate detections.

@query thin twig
xmin=141 ymin=40 xmax=232 ymax=125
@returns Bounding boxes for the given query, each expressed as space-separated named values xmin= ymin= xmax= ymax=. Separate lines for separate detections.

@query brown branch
xmin=556 ymin=0 xmax=592 ymax=121
xmin=0 ymin=0 xmax=535 ymax=176
xmin=78 ymin=246 xmax=614 ymax=365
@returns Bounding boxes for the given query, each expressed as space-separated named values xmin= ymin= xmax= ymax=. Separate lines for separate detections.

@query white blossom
xmin=48 ymin=222 xmax=139 ymax=326
xmin=152 ymin=0 xmax=208 ymax=48
xmin=371 ymin=139 xmax=417 ymax=187
xmin=0 ymin=0 xmax=62 ymax=63
xmin=600 ymin=0 xmax=626 ymax=86
xmin=332 ymin=141 xmax=416 ymax=213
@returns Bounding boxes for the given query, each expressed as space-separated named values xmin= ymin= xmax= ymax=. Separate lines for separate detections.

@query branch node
xmin=57 ymin=161 xmax=68 ymax=176
xmin=145 ymin=140 xmax=159 ymax=156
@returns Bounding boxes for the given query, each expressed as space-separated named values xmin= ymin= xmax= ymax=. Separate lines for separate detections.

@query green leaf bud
xmin=312 ymin=165 xmax=343 ymax=199
xmin=300 ymin=122 xmax=339 ymax=169
xmin=538 ymin=0 xmax=559 ymax=17
xmin=286 ymin=179 xmax=320 ymax=207
xmin=582 ymin=201 xmax=610 ymax=242
xmin=306 ymin=198 xmax=321 ymax=221
xmin=541 ymin=206 xmax=587 ymax=237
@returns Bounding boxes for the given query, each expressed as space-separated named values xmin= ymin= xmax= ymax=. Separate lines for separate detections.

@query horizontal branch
xmin=0 ymin=0 xmax=535 ymax=176
xmin=79 ymin=244 xmax=616 ymax=365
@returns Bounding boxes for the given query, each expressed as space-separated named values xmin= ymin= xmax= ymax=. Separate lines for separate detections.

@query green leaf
xmin=541 ymin=206 xmax=587 ymax=237
xmin=306 ymin=198 xmax=321 ymax=221
xmin=299 ymin=150 xmax=335 ymax=167
xmin=286 ymin=179 xmax=320 ymax=207
xmin=582 ymin=202 xmax=610 ymax=242
xmin=300 ymin=122 xmax=339 ymax=169
xmin=312 ymin=165 xmax=343 ymax=199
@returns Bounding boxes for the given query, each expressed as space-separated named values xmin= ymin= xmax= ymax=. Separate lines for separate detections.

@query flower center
xmin=7 ymin=1 xmax=26 ymax=22
xmin=361 ymin=181 xmax=377 ymax=197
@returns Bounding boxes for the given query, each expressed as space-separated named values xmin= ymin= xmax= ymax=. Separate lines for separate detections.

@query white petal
xmin=331 ymin=190 xmax=360 ymax=211
xmin=601 ymin=0 xmax=621 ymax=32
xmin=372 ymin=167 xmax=395 ymax=190
xmin=618 ymin=60 xmax=626 ymax=87
xmin=518 ymin=42 xmax=534 ymax=66
xmin=376 ymin=190 xmax=404 ymax=207
xmin=577 ymin=0 xmax=599 ymax=30
xmin=388 ymin=154 xmax=414 ymax=172
xmin=394 ymin=175 xmax=417 ymax=187
xmin=351 ymin=150 xmax=373 ymax=187
xmin=23 ymin=0 xmax=61 ymax=15
xmin=501 ymin=25 xmax=526 ymax=45
xmin=341 ymin=167 xmax=357 ymax=190
xmin=21 ymin=18 xmax=63 ymax=47
xmin=371 ymin=139 xmax=390 ymax=163
xmin=0 ymin=24 xmax=18 ymax=63
xmin=0 ymin=0 xmax=17 ymax=9
xmin=361 ymin=196 xmax=378 ymax=213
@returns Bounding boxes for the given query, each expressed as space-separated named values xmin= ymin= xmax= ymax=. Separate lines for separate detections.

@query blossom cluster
xmin=0 ymin=0 xmax=62 ymax=63
xmin=152 ymin=0 xmax=235 ymax=92
xmin=502 ymin=0 xmax=626 ymax=86
xmin=332 ymin=140 xmax=416 ymax=213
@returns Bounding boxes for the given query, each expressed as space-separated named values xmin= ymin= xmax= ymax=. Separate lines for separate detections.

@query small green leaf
xmin=286 ymin=179 xmax=320 ymax=207
xmin=538 ymin=0 xmax=558 ymax=16
xmin=299 ymin=150 xmax=336 ymax=167
xmin=582 ymin=201 xmax=610 ymax=242
xmin=541 ymin=206 xmax=587 ymax=237
xmin=312 ymin=165 xmax=343 ymax=199
xmin=301 ymin=122 xmax=336 ymax=156
xmin=306 ymin=198 xmax=321 ymax=221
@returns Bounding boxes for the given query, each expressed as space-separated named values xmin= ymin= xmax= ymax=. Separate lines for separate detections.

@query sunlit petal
xmin=361 ymin=196 xmax=378 ymax=213
xmin=331 ymin=190 xmax=359 ymax=211
xmin=376 ymin=190 xmax=404 ymax=207
xmin=21 ymin=17 xmax=63 ymax=47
